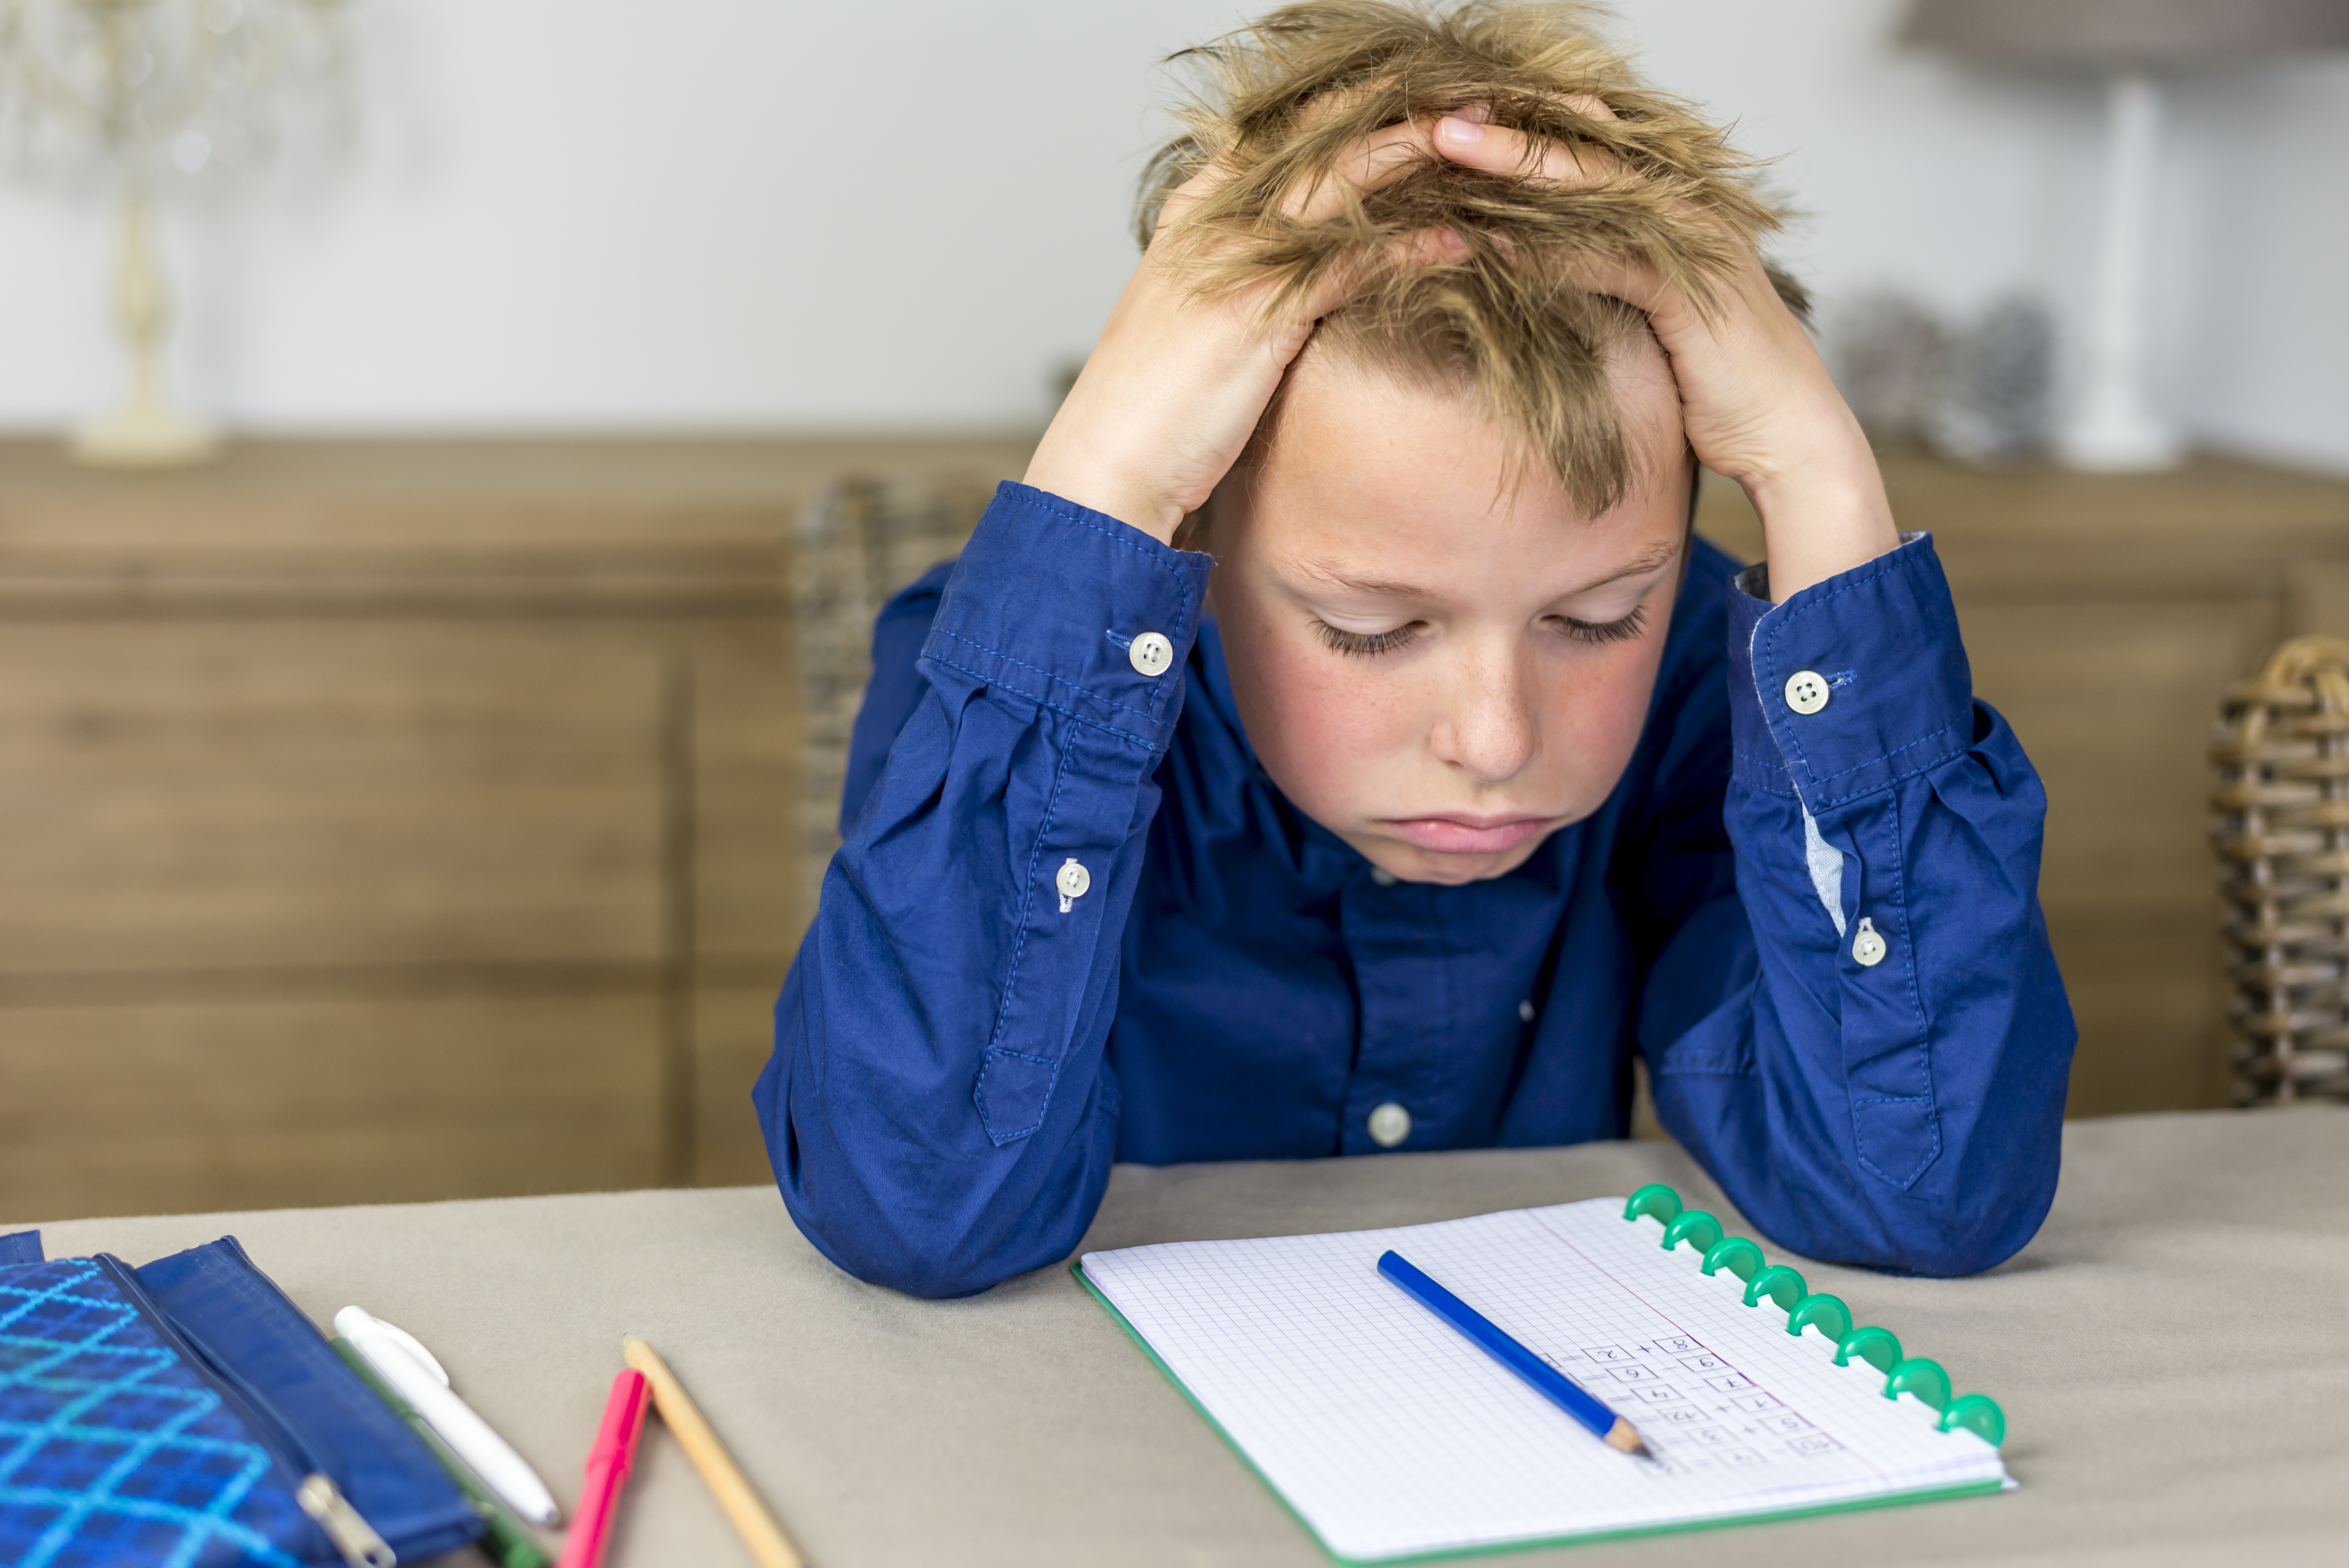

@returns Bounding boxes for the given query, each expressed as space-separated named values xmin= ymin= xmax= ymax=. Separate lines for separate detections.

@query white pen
xmin=334 ymin=1305 xmax=562 ymax=1527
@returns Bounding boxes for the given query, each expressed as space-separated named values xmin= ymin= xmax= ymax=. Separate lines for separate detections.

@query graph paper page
xmin=1081 ymin=1200 xmax=2007 ymax=1563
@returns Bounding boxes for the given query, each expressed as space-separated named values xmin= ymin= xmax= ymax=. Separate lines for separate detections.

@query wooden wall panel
xmin=1960 ymin=601 xmax=2276 ymax=1115
xmin=693 ymin=984 xmax=783 ymax=1188
xmin=692 ymin=620 xmax=804 ymax=964
xmin=2039 ymin=908 xmax=2227 ymax=1115
xmin=1964 ymin=600 xmax=2278 ymax=908
xmin=0 ymin=622 xmax=667 ymax=974
xmin=0 ymin=988 xmax=664 ymax=1219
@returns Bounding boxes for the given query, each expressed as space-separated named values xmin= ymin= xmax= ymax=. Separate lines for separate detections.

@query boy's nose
xmin=1430 ymin=645 xmax=1540 ymax=784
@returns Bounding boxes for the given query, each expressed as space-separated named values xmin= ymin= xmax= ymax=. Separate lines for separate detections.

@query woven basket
xmin=2211 ymin=635 xmax=2349 ymax=1105
xmin=793 ymin=477 xmax=992 ymax=915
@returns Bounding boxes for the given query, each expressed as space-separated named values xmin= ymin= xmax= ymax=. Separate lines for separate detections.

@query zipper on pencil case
xmin=203 ymin=1237 xmax=489 ymax=1560
xmin=94 ymin=1254 xmax=395 ymax=1568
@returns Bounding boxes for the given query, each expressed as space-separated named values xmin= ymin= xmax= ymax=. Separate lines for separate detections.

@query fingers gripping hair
xmin=1138 ymin=1 xmax=1800 ymax=517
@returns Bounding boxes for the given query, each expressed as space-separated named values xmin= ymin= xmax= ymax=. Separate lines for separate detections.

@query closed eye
xmin=1314 ymin=620 xmax=1424 ymax=657
xmin=1551 ymin=604 xmax=1647 ymax=645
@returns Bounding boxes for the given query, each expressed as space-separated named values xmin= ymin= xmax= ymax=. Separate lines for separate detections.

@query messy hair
xmin=1140 ymin=0 xmax=1797 ymax=515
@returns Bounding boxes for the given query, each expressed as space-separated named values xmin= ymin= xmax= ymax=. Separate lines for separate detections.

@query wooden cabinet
xmin=0 ymin=436 xmax=1029 ymax=1220
xmin=2 ymin=438 xmax=2338 ymax=1221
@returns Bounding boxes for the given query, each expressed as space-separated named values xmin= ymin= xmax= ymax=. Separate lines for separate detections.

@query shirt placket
xmin=1336 ymin=875 xmax=1458 ymax=1153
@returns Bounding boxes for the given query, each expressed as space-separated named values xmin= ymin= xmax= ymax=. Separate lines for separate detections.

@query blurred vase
xmin=1926 ymin=297 xmax=2057 ymax=469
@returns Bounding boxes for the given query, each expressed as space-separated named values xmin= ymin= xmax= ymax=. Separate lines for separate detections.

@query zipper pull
xmin=298 ymin=1474 xmax=396 ymax=1568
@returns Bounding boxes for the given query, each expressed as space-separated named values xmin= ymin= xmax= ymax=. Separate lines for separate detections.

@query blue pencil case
xmin=0 ymin=1228 xmax=483 ymax=1567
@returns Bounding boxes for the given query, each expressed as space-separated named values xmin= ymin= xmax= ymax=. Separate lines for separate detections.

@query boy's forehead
xmin=1239 ymin=346 xmax=1689 ymax=570
xmin=1261 ymin=338 xmax=1682 ymax=501
xmin=1283 ymin=532 xmax=1682 ymax=605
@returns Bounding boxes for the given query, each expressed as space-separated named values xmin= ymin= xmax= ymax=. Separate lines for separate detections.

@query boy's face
xmin=1207 ymin=339 xmax=1690 ymax=887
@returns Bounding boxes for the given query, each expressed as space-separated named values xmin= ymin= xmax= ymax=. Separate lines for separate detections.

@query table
xmin=15 ymin=1109 xmax=2347 ymax=1567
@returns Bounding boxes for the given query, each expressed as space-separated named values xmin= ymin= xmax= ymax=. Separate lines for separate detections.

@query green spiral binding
xmin=1834 ymin=1325 xmax=1903 ymax=1372
xmin=1784 ymin=1292 xmax=1852 ymax=1341
xmin=1622 ymin=1184 xmax=1682 ymax=1224
xmin=1937 ymin=1393 xmax=2007 ymax=1447
xmin=1882 ymin=1358 xmax=1952 ymax=1410
xmin=1659 ymin=1210 xmax=1724 ymax=1253
xmin=1615 ymin=1186 xmax=2005 ymax=1447
xmin=1741 ymin=1265 xmax=1807 ymax=1311
xmin=1700 ymin=1236 xmax=1765 ymax=1280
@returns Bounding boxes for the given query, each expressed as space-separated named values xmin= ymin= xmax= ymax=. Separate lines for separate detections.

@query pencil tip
xmin=1604 ymin=1419 xmax=1653 ymax=1458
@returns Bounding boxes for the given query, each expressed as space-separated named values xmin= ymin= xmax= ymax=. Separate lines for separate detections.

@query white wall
xmin=0 ymin=0 xmax=2340 ymax=470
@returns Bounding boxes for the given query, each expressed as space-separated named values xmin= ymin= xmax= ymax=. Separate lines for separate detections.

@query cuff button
xmin=1130 ymin=631 xmax=1174 ymax=677
xmin=1784 ymin=670 xmax=1830 ymax=715
xmin=1852 ymin=916 xmax=1887 ymax=967
xmin=1055 ymin=857 xmax=1091 ymax=913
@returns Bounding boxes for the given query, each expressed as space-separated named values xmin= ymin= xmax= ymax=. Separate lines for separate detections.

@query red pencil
xmin=555 ymin=1368 xmax=651 ymax=1568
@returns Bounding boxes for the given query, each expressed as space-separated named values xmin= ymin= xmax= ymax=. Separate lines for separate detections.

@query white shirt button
xmin=1055 ymin=857 xmax=1090 ymax=912
xmin=1784 ymin=670 xmax=1830 ymax=715
xmin=1518 ymin=1000 xmax=1536 ymax=1023
xmin=1367 ymin=1102 xmax=1412 ymax=1147
xmin=1129 ymin=632 xmax=1174 ymax=677
xmin=1370 ymin=867 xmax=1398 ymax=887
xmin=1852 ymin=916 xmax=1887 ymax=967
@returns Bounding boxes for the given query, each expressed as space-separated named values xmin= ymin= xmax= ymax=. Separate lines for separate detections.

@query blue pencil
xmin=1377 ymin=1250 xmax=1653 ymax=1458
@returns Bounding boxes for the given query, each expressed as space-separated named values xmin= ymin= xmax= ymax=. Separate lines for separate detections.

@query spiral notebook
xmin=1076 ymin=1186 xmax=2011 ymax=1564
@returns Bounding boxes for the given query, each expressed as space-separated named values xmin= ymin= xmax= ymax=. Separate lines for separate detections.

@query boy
xmin=756 ymin=2 xmax=2074 ymax=1297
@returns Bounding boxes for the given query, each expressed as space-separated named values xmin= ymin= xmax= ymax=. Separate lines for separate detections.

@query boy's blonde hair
xmin=1141 ymin=1 xmax=1795 ymax=515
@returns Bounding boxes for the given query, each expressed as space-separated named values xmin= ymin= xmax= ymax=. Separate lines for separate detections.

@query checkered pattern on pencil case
xmin=0 ymin=1258 xmax=306 ymax=1568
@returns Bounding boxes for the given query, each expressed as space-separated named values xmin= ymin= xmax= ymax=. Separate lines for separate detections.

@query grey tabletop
xmin=15 ymin=1108 xmax=2348 ymax=1568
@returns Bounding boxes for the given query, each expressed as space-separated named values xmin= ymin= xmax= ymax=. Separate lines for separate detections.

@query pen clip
xmin=367 ymin=1317 xmax=452 ymax=1389
xmin=337 ymin=1306 xmax=452 ymax=1388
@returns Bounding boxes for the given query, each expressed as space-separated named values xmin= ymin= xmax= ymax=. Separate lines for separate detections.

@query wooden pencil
xmin=620 ymin=1336 xmax=805 ymax=1568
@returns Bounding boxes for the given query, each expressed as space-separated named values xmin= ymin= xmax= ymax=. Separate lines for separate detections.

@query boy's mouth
xmin=1379 ymin=814 xmax=1557 ymax=855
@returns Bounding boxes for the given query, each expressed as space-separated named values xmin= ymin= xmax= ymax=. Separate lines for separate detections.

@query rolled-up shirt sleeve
xmin=756 ymin=482 xmax=1210 ymax=1297
xmin=1643 ymin=534 xmax=2076 ymax=1275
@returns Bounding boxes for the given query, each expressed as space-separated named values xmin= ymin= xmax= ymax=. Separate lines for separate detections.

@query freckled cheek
xmin=1539 ymin=650 xmax=1662 ymax=812
xmin=1226 ymin=633 xmax=1422 ymax=809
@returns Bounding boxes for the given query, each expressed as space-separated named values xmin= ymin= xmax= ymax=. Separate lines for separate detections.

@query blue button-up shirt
xmin=756 ymin=481 xmax=2075 ymax=1297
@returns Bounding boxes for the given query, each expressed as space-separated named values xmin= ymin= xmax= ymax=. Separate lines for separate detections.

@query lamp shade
xmin=1903 ymin=0 xmax=2349 ymax=66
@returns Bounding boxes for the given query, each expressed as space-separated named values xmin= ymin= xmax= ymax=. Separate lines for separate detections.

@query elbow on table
xmin=804 ymin=1223 xmax=1032 ymax=1300
xmin=1779 ymin=1156 xmax=2061 ymax=1281
xmin=775 ymin=1147 xmax=1096 ymax=1301
xmin=1873 ymin=1205 xmax=2047 ymax=1279
xmin=775 ymin=1156 xmax=1059 ymax=1299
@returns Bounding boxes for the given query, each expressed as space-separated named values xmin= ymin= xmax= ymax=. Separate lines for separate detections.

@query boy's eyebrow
xmin=1294 ymin=540 xmax=1681 ymax=600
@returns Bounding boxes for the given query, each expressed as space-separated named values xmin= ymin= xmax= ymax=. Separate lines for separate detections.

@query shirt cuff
xmin=921 ymin=481 xmax=1213 ymax=753
xmin=1727 ymin=533 xmax=1974 ymax=811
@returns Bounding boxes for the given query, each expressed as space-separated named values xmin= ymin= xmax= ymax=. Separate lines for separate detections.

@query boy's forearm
xmin=757 ymin=483 xmax=1210 ymax=1297
xmin=1643 ymin=537 xmax=2074 ymax=1274
xmin=1739 ymin=409 xmax=1902 ymax=603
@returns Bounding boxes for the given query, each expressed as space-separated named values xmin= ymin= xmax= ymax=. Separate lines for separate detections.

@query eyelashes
xmin=1311 ymin=604 xmax=1648 ymax=658
xmin=1315 ymin=622 xmax=1424 ymax=657
xmin=1558 ymin=604 xmax=1648 ymax=646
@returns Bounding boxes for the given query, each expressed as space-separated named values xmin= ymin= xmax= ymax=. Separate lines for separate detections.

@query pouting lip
xmin=1377 ymin=813 xmax=1561 ymax=854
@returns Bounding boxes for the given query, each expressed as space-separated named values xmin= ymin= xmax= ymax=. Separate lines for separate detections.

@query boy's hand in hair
xmin=1429 ymin=105 xmax=1899 ymax=601
xmin=1025 ymin=125 xmax=1470 ymax=547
